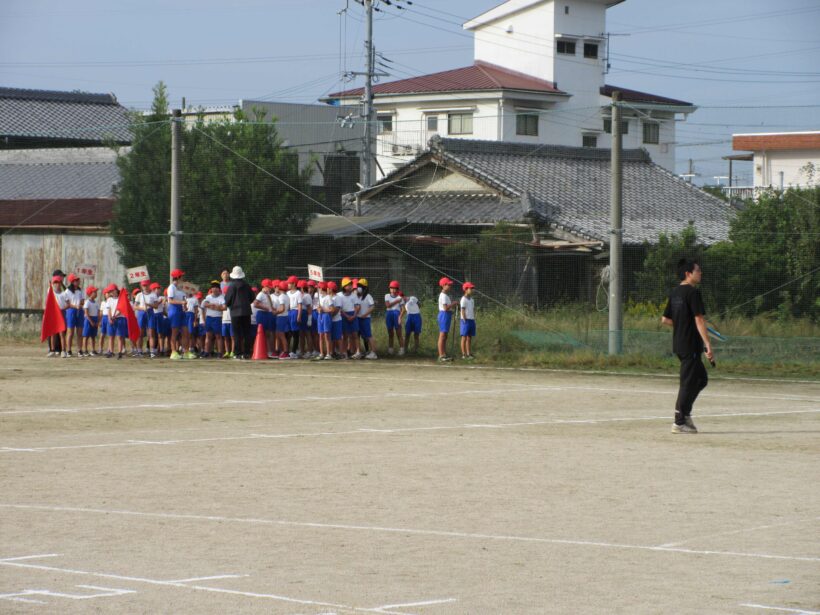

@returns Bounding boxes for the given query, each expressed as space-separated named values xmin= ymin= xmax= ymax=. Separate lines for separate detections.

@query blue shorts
xmin=257 ymin=311 xmax=274 ymax=333
xmin=115 ymin=316 xmax=128 ymax=338
xmin=288 ymin=309 xmax=300 ymax=332
xmin=205 ymin=316 xmax=221 ymax=335
xmin=331 ymin=319 xmax=343 ymax=341
xmin=460 ymin=318 xmax=476 ymax=337
xmin=358 ymin=317 xmax=372 ymax=339
xmin=168 ymin=305 xmax=184 ymax=329
xmin=66 ymin=308 xmax=81 ymax=329
xmin=385 ymin=310 xmax=401 ymax=330
xmin=276 ymin=315 xmax=290 ymax=333
xmin=300 ymin=310 xmax=310 ymax=332
xmin=222 ymin=322 xmax=233 ymax=338
xmin=82 ymin=320 xmax=98 ymax=338
xmin=318 ymin=312 xmax=331 ymax=334
xmin=158 ymin=315 xmax=170 ymax=337
xmin=311 ymin=313 xmax=319 ymax=333
xmin=342 ymin=312 xmax=358 ymax=334
xmin=185 ymin=312 xmax=196 ymax=334
xmin=405 ymin=313 xmax=422 ymax=335
xmin=136 ymin=310 xmax=152 ymax=331
xmin=437 ymin=311 xmax=452 ymax=333
xmin=100 ymin=316 xmax=109 ymax=335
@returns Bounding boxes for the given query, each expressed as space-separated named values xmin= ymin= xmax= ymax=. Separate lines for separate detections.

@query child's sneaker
xmin=288 ymin=352 xmax=298 ymax=359
xmin=671 ymin=423 xmax=697 ymax=434
xmin=438 ymin=356 xmax=452 ymax=363
xmin=90 ymin=350 xmax=98 ymax=356
xmin=351 ymin=352 xmax=363 ymax=360
xmin=398 ymin=347 xmax=405 ymax=356
xmin=184 ymin=351 xmax=197 ymax=360
xmin=365 ymin=351 xmax=378 ymax=360
xmin=104 ymin=351 xmax=113 ymax=358
xmin=170 ymin=351 xmax=181 ymax=360
xmin=117 ymin=352 xmax=123 ymax=360
xmin=465 ymin=355 xmax=475 ymax=360
xmin=323 ymin=354 xmax=334 ymax=360
xmin=279 ymin=352 xmax=290 ymax=360
xmin=387 ymin=347 xmax=394 ymax=356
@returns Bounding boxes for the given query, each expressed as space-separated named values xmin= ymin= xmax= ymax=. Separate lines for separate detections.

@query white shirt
xmin=331 ymin=294 xmax=343 ymax=321
xmin=135 ymin=291 xmax=149 ymax=311
xmin=65 ymin=288 xmax=83 ymax=310
xmin=154 ymin=296 xmax=166 ymax=315
xmin=53 ymin=288 xmax=68 ymax=309
xmin=359 ymin=294 xmax=375 ymax=318
xmin=319 ymin=293 xmax=333 ymax=315
xmin=84 ymin=298 xmax=99 ymax=318
xmin=404 ymin=296 xmax=420 ymax=315
xmin=312 ymin=292 xmax=320 ymax=312
xmin=301 ymin=291 xmax=313 ymax=312
xmin=186 ymin=297 xmax=198 ymax=313
xmin=438 ymin=292 xmax=452 ymax=312
xmin=339 ymin=292 xmax=356 ymax=313
xmin=145 ymin=292 xmax=158 ymax=310
xmin=222 ymin=303 xmax=232 ymax=323
xmin=272 ymin=292 xmax=285 ymax=315
xmin=198 ymin=301 xmax=206 ymax=324
xmin=202 ymin=294 xmax=225 ymax=319
xmin=460 ymin=296 xmax=475 ymax=320
xmin=167 ymin=282 xmax=185 ymax=304
xmin=106 ymin=296 xmax=120 ymax=319
xmin=287 ymin=289 xmax=302 ymax=311
xmin=384 ymin=293 xmax=402 ymax=311
xmin=255 ymin=291 xmax=273 ymax=312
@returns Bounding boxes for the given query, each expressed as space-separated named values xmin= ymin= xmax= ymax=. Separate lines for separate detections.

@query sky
xmin=2 ymin=0 xmax=819 ymax=184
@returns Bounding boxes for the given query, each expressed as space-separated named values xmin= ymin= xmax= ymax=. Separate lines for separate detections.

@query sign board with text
xmin=126 ymin=266 xmax=150 ymax=284
xmin=180 ymin=281 xmax=200 ymax=296
xmin=308 ymin=264 xmax=323 ymax=282
xmin=75 ymin=264 xmax=97 ymax=278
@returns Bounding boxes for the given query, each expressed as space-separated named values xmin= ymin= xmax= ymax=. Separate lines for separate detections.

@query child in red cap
xmin=460 ymin=282 xmax=476 ymax=360
xmin=384 ymin=280 xmax=405 ymax=356
xmin=437 ymin=277 xmax=458 ymax=362
xmin=80 ymin=286 xmax=100 ymax=356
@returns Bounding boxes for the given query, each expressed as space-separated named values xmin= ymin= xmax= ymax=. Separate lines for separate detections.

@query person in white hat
xmin=224 ymin=266 xmax=254 ymax=359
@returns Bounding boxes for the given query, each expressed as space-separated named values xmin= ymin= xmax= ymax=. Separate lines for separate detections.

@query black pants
xmin=675 ymin=352 xmax=708 ymax=423
xmin=231 ymin=314 xmax=252 ymax=357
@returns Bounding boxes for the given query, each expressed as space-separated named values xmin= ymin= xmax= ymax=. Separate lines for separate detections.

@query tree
xmin=111 ymin=83 xmax=314 ymax=286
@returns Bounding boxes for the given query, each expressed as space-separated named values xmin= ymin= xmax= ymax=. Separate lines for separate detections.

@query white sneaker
xmin=365 ymin=351 xmax=378 ymax=360
xmin=387 ymin=347 xmax=394 ymax=355
xmin=289 ymin=352 xmax=298 ymax=359
xmin=61 ymin=351 xmax=68 ymax=358
xmin=398 ymin=348 xmax=405 ymax=356
xmin=47 ymin=351 xmax=55 ymax=357
xmin=351 ymin=352 xmax=363 ymax=360
xmin=323 ymin=354 xmax=333 ymax=360
xmin=671 ymin=423 xmax=698 ymax=434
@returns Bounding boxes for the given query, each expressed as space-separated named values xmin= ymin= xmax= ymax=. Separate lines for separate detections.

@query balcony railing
xmin=377 ymin=130 xmax=432 ymax=157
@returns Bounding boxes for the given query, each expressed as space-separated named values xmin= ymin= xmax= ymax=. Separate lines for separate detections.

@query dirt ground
xmin=0 ymin=347 xmax=818 ymax=614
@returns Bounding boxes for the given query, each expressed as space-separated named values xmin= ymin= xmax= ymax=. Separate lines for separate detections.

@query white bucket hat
xmin=229 ymin=265 xmax=245 ymax=279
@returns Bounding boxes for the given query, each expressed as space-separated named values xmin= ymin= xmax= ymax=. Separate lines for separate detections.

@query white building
xmin=724 ymin=131 xmax=820 ymax=200
xmin=323 ymin=0 xmax=696 ymax=178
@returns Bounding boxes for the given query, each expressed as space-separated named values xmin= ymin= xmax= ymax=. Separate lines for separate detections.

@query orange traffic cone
xmin=251 ymin=324 xmax=268 ymax=360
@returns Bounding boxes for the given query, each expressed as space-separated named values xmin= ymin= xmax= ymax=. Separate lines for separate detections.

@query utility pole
xmin=170 ymin=108 xmax=181 ymax=273
xmin=361 ymin=0 xmax=375 ymax=190
xmin=608 ymin=91 xmax=623 ymax=356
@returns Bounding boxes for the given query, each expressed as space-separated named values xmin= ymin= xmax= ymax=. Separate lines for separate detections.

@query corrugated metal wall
xmin=1 ymin=233 xmax=125 ymax=309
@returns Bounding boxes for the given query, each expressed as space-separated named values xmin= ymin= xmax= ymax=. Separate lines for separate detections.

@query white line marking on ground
xmin=3 ymin=505 xmax=818 ymax=564
xmin=0 ymin=592 xmax=47 ymax=604
xmin=372 ymin=597 xmax=458 ymax=611
xmin=0 ymin=556 xmax=402 ymax=615
xmin=2 ymin=408 xmax=817 ymax=454
xmin=168 ymin=574 xmax=249 ymax=583
xmin=740 ymin=604 xmax=820 ymax=614
xmin=0 ymin=553 xmax=61 ymax=562
xmin=658 ymin=517 xmax=820 ymax=548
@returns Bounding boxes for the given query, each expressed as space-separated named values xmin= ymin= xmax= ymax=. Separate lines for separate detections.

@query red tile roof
xmin=327 ymin=61 xmax=565 ymax=99
xmin=0 ymin=198 xmax=114 ymax=228
xmin=733 ymin=132 xmax=820 ymax=151
xmin=600 ymin=85 xmax=693 ymax=107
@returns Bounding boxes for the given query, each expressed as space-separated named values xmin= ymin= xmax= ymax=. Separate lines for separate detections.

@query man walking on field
xmin=661 ymin=258 xmax=714 ymax=434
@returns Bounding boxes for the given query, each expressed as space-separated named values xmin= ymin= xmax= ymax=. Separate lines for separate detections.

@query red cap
xmin=140 ymin=279 xmax=151 ymax=286
xmin=307 ymin=280 xmax=317 ymax=287
xmin=104 ymin=283 xmax=117 ymax=293
xmin=462 ymin=282 xmax=475 ymax=290
xmin=398 ymin=291 xmax=405 ymax=297
xmin=327 ymin=281 xmax=338 ymax=291
xmin=261 ymin=278 xmax=272 ymax=288
xmin=389 ymin=280 xmax=400 ymax=289
xmin=51 ymin=275 xmax=63 ymax=283
xmin=352 ymin=278 xmax=359 ymax=289
xmin=318 ymin=281 xmax=327 ymax=290
xmin=287 ymin=275 xmax=298 ymax=284
xmin=439 ymin=277 xmax=454 ymax=287
xmin=85 ymin=286 xmax=98 ymax=296
xmin=170 ymin=269 xmax=184 ymax=278
xmin=278 ymin=281 xmax=288 ymax=291
xmin=251 ymin=286 xmax=258 ymax=293
xmin=296 ymin=279 xmax=307 ymax=289
xmin=149 ymin=282 xmax=161 ymax=290
xmin=272 ymin=279 xmax=280 ymax=287
xmin=195 ymin=291 xmax=204 ymax=299
xmin=132 ymin=288 xmax=140 ymax=296
xmin=67 ymin=273 xmax=79 ymax=282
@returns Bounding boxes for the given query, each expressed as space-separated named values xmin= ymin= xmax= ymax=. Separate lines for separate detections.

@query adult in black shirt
xmin=662 ymin=259 xmax=714 ymax=433
xmin=224 ymin=266 xmax=254 ymax=359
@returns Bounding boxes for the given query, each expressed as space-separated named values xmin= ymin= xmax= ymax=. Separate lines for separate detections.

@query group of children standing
xmin=45 ymin=269 xmax=478 ymax=362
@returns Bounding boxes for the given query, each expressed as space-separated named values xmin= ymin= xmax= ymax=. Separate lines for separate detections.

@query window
xmin=564 ymin=5 xmax=569 ymax=14
xmin=377 ymin=114 xmax=393 ymax=134
xmin=584 ymin=43 xmax=598 ymax=59
xmin=516 ymin=113 xmax=539 ymax=136
xmin=582 ymin=134 xmax=597 ymax=148
xmin=603 ymin=119 xmax=629 ymax=134
xmin=557 ymin=39 xmax=576 ymax=55
xmin=448 ymin=112 xmax=473 ymax=135
xmin=426 ymin=115 xmax=439 ymax=132
xmin=643 ymin=122 xmax=660 ymax=145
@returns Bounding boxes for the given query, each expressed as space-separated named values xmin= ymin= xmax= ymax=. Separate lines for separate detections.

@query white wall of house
xmin=1 ymin=233 xmax=125 ymax=310
xmin=753 ymin=149 xmax=820 ymax=188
